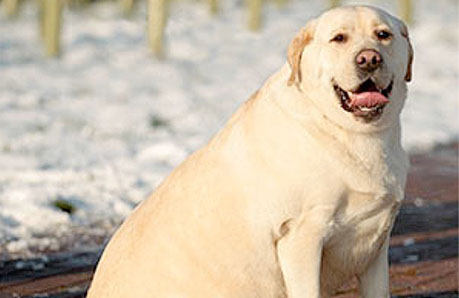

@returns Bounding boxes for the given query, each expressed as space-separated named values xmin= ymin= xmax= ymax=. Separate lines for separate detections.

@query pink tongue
xmin=349 ymin=92 xmax=389 ymax=108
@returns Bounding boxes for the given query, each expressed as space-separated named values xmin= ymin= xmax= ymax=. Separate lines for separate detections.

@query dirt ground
xmin=0 ymin=143 xmax=457 ymax=298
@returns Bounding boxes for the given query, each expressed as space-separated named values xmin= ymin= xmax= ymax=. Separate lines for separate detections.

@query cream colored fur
xmin=87 ymin=6 xmax=412 ymax=298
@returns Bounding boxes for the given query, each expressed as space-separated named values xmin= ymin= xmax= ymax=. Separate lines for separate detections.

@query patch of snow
xmin=403 ymin=238 xmax=415 ymax=247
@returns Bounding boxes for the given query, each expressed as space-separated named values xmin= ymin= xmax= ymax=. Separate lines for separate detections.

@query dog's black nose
xmin=355 ymin=49 xmax=382 ymax=72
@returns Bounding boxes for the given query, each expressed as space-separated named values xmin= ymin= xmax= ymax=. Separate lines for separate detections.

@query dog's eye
xmin=376 ymin=30 xmax=392 ymax=40
xmin=330 ymin=34 xmax=347 ymax=43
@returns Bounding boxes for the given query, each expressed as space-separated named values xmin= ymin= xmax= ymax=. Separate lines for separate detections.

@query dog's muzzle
xmin=333 ymin=78 xmax=393 ymax=122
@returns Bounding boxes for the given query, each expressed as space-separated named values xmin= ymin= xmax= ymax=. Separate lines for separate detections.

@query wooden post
xmin=274 ymin=0 xmax=287 ymax=9
xmin=247 ymin=0 xmax=262 ymax=31
xmin=399 ymin=0 xmax=413 ymax=24
xmin=148 ymin=0 xmax=168 ymax=57
xmin=2 ymin=0 xmax=20 ymax=17
xmin=40 ymin=0 xmax=62 ymax=57
xmin=329 ymin=0 xmax=340 ymax=9
xmin=119 ymin=0 xmax=135 ymax=16
xmin=209 ymin=0 xmax=217 ymax=15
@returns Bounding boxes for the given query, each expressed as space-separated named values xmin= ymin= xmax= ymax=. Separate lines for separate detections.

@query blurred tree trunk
xmin=40 ymin=0 xmax=62 ymax=57
xmin=2 ymin=0 xmax=20 ymax=17
xmin=247 ymin=0 xmax=262 ymax=31
xmin=328 ymin=0 xmax=340 ymax=9
xmin=399 ymin=0 xmax=413 ymax=24
xmin=119 ymin=0 xmax=135 ymax=16
xmin=209 ymin=0 xmax=217 ymax=15
xmin=148 ymin=0 xmax=168 ymax=57
xmin=274 ymin=0 xmax=287 ymax=9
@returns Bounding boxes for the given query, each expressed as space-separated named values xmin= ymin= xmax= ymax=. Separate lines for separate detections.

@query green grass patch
xmin=53 ymin=198 xmax=76 ymax=214
xmin=149 ymin=115 xmax=169 ymax=128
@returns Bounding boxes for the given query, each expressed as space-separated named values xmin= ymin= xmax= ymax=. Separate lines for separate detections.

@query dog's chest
xmin=322 ymin=188 xmax=401 ymax=287
xmin=325 ymin=146 xmax=405 ymax=253
xmin=313 ymin=142 xmax=408 ymax=293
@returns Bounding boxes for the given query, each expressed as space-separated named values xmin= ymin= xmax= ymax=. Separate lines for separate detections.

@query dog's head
xmin=287 ymin=6 xmax=413 ymax=132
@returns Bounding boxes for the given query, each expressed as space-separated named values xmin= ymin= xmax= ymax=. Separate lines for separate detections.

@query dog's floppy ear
xmin=399 ymin=21 xmax=413 ymax=82
xmin=287 ymin=19 xmax=317 ymax=86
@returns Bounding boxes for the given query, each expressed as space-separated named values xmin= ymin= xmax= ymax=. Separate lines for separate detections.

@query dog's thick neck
xmin=266 ymin=64 xmax=406 ymax=170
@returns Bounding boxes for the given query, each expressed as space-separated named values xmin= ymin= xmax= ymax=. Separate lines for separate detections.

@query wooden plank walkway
xmin=0 ymin=143 xmax=457 ymax=298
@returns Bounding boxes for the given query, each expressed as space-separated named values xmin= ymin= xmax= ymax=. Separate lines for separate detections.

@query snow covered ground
xmin=0 ymin=0 xmax=457 ymax=257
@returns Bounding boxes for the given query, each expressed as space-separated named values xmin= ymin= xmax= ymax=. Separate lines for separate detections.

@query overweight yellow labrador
xmin=87 ymin=6 xmax=413 ymax=298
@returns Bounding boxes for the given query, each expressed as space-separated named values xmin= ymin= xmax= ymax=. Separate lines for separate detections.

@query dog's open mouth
xmin=333 ymin=79 xmax=393 ymax=122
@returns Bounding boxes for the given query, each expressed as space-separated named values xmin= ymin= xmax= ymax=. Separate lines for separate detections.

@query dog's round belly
xmin=88 ymin=196 xmax=287 ymax=298
xmin=89 ymin=226 xmax=286 ymax=298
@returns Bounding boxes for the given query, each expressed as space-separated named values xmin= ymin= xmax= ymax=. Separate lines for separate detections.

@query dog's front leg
xmin=358 ymin=235 xmax=390 ymax=298
xmin=276 ymin=211 xmax=330 ymax=298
